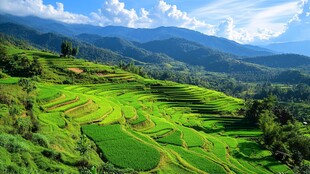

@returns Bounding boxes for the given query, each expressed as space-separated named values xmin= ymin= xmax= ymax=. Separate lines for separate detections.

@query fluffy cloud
xmin=0 ymin=0 xmax=89 ymax=24
xmin=215 ymin=17 xmax=252 ymax=42
xmin=272 ymin=0 xmax=310 ymax=42
xmin=89 ymin=0 xmax=152 ymax=28
xmin=89 ymin=0 xmax=215 ymax=34
xmin=152 ymin=0 xmax=215 ymax=34
xmin=0 ymin=0 xmax=308 ymax=43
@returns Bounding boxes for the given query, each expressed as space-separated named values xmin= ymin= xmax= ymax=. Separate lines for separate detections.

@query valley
xmin=0 ymin=9 xmax=310 ymax=174
xmin=0 ymin=40 xmax=298 ymax=173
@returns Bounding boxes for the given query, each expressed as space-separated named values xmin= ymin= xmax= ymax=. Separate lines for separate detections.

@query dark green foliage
xmin=249 ymin=96 xmax=310 ymax=165
xmin=0 ymin=53 xmax=43 ymax=77
xmin=72 ymin=46 xmax=79 ymax=56
xmin=76 ymin=135 xmax=91 ymax=161
xmin=61 ymin=40 xmax=79 ymax=57
xmin=245 ymin=95 xmax=278 ymax=123
xmin=294 ymin=164 xmax=310 ymax=174
xmin=97 ymin=162 xmax=136 ymax=174
xmin=274 ymin=70 xmax=310 ymax=85
xmin=18 ymin=78 xmax=37 ymax=94
xmin=243 ymin=54 xmax=310 ymax=69
xmin=61 ymin=40 xmax=72 ymax=57
xmin=31 ymin=133 xmax=49 ymax=148
xmin=41 ymin=149 xmax=61 ymax=161
xmin=138 ymin=38 xmax=267 ymax=73
xmin=258 ymin=110 xmax=280 ymax=146
xmin=254 ymin=83 xmax=310 ymax=103
xmin=119 ymin=61 xmax=146 ymax=77
xmin=0 ymin=134 xmax=29 ymax=153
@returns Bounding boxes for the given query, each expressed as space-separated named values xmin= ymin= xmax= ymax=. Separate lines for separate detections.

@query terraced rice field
xmin=31 ymin=52 xmax=292 ymax=173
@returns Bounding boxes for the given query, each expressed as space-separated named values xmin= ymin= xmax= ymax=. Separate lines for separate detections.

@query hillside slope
xmin=0 ymin=23 xmax=130 ymax=65
xmin=138 ymin=38 xmax=269 ymax=73
xmin=0 ymin=37 xmax=292 ymax=173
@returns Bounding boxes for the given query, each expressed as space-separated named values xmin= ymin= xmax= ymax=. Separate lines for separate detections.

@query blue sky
xmin=0 ymin=0 xmax=309 ymax=43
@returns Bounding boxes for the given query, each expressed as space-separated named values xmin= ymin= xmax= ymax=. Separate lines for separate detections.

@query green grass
xmin=130 ymin=109 xmax=148 ymax=125
xmin=100 ymin=100 xmax=122 ymax=125
xmin=122 ymin=106 xmax=136 ymax=119
xmin=177 ymin=126 xmax=204 ymax=147
xmin=37 ymin=86 xmax=62 ymax=103
xmin=0 ymin=77 xmax=19 ymax=84
xmin=74 ymin=100 xmax=113 ymax=124
xmin=168 ymin=145 xmax=227 ymax=174
xmin=157 ymin=130 xmax=183 ymax=146
xmin=38 ymin=112 xmax=66 ymax=128
xmin=82 ymin=124 xmax=160 ymax=171
xmin=143 ymin=116 xmax=174 ymax=136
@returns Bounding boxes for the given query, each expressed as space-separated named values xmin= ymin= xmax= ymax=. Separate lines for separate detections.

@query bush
xmin=32 ymin=133 xmax=49 ymax=148
xmin=0 ymin=134 xmax=29 ymax=153
xmin=15 ymin=117 xmax=32 ymax=135
xmin=0 ymin=71 xmax=8 ymax=79
xmin=41 ymin=149 xmax=61 ymax=161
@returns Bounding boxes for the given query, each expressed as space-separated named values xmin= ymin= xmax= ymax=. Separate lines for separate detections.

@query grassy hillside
xmin=0 ymin=42 xmax=293 ymax=173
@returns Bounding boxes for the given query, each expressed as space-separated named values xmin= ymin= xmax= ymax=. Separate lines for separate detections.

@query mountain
xmin=137 ymin=38 xmax=267 ymax=73
xmin=77 ymin=34 xmax=174 ymax=64
xmin=0 ymin=23 xmax=130 ymax=64
xmin=243 ymin=54 xmax=310 ymax=70
xmin=76 ymin=33 xmax=270 ymax=73
xmin=266 ymin=40 xmax=310 ymax=57
xmin=0 ymin=14 xmax=274 ymax=57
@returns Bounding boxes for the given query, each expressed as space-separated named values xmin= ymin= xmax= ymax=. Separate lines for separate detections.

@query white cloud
xmin=90 ymin=0 xmax=152 ymax=28
xmin=191 ymin=0 xmax=306 ymax=43
xmin=151 ymin=0 xmax=215 ymax=34
xmin=216 ymin=17 xmax=252 ymax=42
xmin=0 ymin=0 xmax=89 ymax=24
xmin=272 ymin=0 xmax=310 ymax=42
xmin=0 ymin=0 xmax=308 ymax=43
xmin=89 ymin=0 xmax=215 ymax=34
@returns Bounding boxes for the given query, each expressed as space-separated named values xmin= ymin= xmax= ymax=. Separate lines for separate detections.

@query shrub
xmin=0 ymin=134 xmax=28 ymax=153
xmin=32 ymin=133 xmax=49 ymax=148
xmin=41 ymin=149 xmax=61 ymax=161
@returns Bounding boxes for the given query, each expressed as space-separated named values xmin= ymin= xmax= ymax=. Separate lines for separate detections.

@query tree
xmin=18 ymin=78 xmax=37 ymax=94
xmin=61 ymin=41 xmax=79 ymax=57
xmin=61 ymin=40 xmax=72 ymax=57
xmin=258 ymin=110 xmax=280 ymax=147
xmin=76 ymin=135 xmax=91 ymax=160
xmin=72 ymin=46 xmax=79 ymax=56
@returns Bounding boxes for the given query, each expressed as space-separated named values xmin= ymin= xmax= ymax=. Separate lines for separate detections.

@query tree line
xmin=245 ymin=96 xmax=310 ymax=172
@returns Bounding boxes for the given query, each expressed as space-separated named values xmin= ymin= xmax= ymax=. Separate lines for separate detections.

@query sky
xmin=0 ymin=0 xmax=309 ymax=44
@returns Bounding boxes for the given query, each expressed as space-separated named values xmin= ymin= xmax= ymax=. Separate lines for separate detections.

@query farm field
xmin=0 ymin=46 xmax=294 ymax=173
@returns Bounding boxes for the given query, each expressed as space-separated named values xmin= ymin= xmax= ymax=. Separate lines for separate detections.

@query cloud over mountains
xmin=0 ymin=0 xmax=309 ymax=43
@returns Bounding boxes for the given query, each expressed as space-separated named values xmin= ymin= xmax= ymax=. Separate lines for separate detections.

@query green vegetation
xmin=0 ymin=34 xmax=297 ymax=173
xmin=82 ymin=124 xmax=160 ymax=171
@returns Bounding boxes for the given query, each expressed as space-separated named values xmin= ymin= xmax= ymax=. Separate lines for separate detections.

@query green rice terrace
xmin=0 ymin=45 xmax=294 ymax=173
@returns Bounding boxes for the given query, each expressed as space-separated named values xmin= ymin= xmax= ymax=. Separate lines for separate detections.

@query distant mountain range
xmin=0 ymin=15 xmax=310 ymax=79
xmin=266 ymin=40 xmax=310 ymax=57
xmin=77 ymin=33 xmax=268 ymax=73
xmin=0 ymin=22 xmax=270 ymax=75
xmin=0 ymin=14 xmax=274 ymax=57
xmin=243 ymin=54 xmax=310 ymax=69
